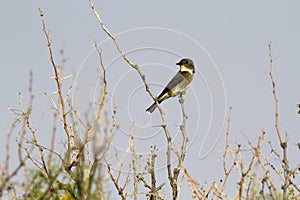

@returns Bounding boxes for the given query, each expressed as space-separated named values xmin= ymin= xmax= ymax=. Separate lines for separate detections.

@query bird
xmin=146 ymin=58 xmax=195 ymax=113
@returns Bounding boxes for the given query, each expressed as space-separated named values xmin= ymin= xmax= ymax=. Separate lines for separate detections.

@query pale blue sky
xmin=1 ymin=1 xmax=300 ymax=198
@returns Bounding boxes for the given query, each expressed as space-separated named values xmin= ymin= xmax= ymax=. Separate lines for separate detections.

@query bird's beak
xmin=176 ymin=62 xmax=180 ymax=66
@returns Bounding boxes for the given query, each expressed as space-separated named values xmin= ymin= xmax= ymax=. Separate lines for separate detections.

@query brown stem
xmin=39 ymin=9 xmax=72 ymax=163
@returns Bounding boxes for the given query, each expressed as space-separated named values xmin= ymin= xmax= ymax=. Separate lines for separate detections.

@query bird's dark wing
xmin=157 ymin=72 xmax=185 ymax=99
xmin=165 ymin=72 xmax=187 ymax=91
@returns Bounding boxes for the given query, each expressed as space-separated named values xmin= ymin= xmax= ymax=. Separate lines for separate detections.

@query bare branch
xmin=268 ymin=42 xmax=283 ymax=145
xmin=39 ymin=9 xmax=72 ymax=163
xmin=268 ymin=42 xmax=291 ymax=199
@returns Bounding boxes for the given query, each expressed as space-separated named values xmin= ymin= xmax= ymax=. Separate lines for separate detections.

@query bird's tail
xmin=146 ymin=103 xmax=158 ymax=113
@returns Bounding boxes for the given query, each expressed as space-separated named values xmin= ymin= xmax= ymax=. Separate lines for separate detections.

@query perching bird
xmin=146 ymin=58 xmax=195 ymax=113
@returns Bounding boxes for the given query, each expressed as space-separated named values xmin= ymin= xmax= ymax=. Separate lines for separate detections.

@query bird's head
xmin=176 ymin=58 xmax=195 ymax=74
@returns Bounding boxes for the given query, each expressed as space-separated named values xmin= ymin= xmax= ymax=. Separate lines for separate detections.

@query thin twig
xmin=39 ymin=9 xmax=72 ymax=163
xmin=268 ymin=42 xmax=291 ymax=199
xmin=149 ymin=146 xmax=158 ymax=200
xmin=221 ymin=106 xmax=233 ymax=191
xmin=268 ymin=42 xmax=283 ymax=145
xmin=48 ymin=50 xmax=67 ymax=166
xmin=106 ymin=162 xmax=127 ymax=200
